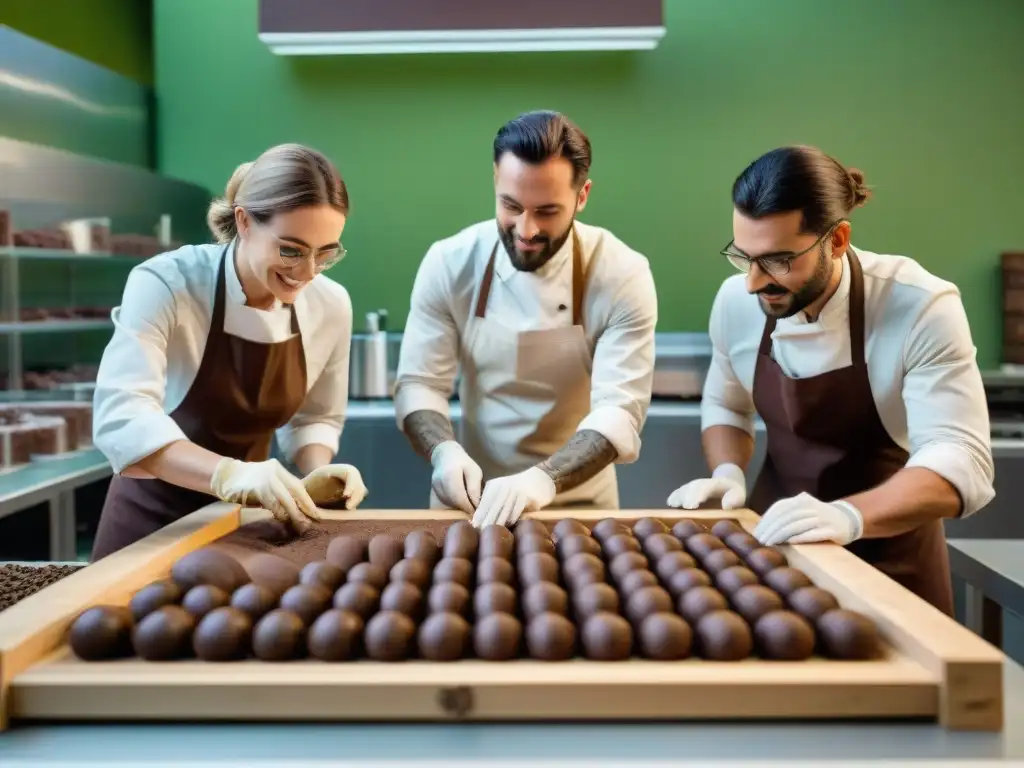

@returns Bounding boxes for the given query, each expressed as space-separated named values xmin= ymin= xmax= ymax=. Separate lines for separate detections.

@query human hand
xmin=754 ymin=492 xmax=863 ymax=546
xmin=210 ymin=457 xmax=320 ymax=532
xmin=430 ymin=441 xmax=483 ymax=515
xmin=471 ymin=467 xmax=557 ymax=528
xmin=302 ymin=464 xmax=368 ymax=510
xmin=666 ymin=463 xmax=747 ymax=510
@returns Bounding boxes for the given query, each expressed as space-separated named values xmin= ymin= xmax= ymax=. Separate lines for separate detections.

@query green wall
xmin=154 ymin=0 xmax=1023 ymax=368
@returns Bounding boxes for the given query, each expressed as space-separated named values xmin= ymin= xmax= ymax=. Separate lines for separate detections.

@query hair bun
xmin=225 ymin=161 xmax=254 ymax=205
xmin=847 ymin=167 xmax=871 ymax=207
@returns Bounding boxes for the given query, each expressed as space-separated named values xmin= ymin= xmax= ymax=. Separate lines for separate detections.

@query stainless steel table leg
xmin=963 ymin=581 xmax=1004 ymax=648
xmin=48 ymin=491 xmax=78 ymax=562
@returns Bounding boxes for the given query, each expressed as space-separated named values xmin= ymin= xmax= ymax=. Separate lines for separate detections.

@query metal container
xmin=349 ymin=311 xmax=392 ymax=399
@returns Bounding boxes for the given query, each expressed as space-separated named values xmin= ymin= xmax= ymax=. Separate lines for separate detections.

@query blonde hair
xmin=206 ymin=143 xmax=349 ymax=243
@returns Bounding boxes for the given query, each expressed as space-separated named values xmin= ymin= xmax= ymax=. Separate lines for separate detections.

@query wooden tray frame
xmin=0 ymin=504 xmax=1005 ymax=731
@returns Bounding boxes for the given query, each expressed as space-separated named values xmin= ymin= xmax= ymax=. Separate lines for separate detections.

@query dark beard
xmin=756 ymin=246 xmax=833 ymax=319
xmin=498 ymin=220 xmax=573 ymax=272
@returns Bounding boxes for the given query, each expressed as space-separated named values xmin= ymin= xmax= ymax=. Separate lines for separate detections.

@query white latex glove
xmin=210 ymin=457 xmax=320 ymax=532
xmin=302 ymin=464 xmax=368 ymax=510
xmin=666 ymin=463 xmax=747 ymax=510
xmin=472 ymin=467 xmax=557 ymax=528
xmin=754 ymin=492 xmax=864 ymax=546
xmin=430 ymin=441 xmax=483 ymax=515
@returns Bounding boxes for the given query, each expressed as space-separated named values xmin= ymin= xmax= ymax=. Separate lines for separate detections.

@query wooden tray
xmin=0 ymin=504 xmax=1005 ymax=731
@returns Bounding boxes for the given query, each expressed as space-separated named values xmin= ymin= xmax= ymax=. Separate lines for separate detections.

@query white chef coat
xmin=92 ymin=242 xmax=353 ymax=475
xmin=702 ymin=246 xmax=995 ymax=517
xmin=395 ymin=219 xmax=657 ymax=464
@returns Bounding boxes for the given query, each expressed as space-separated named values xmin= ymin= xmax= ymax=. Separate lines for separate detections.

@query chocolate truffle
xmin=654 ymin=551 xmax=697 ymax=583
xmin=477 ymin=556 xmax=514 ymax=586
xmin=715 ymin=565 xmax=759 ymax=596
xmin=368 ymin=534 xmax=405 ymax=575
xmin=702 ymin=548 xmax=742 ymax=576
xmin=582 ymin=612 xmax=633 ymax=661
xmin=418 ymin=612 xmax=471 ymax=661
xmin=573 ymin=582 xmax=620 ymax=620
xmin=428 ymin=582 xmax=470 ymax=615
xmin=279 ymin=584 xmax=333 ymax=625
xmin=522 ymin=581 xmax=569 ymax=619
xmin=517 ymin=535 xmax=556 ymax=558
xmin=230 ymin=583 xmax=278 ymax=621
xmin=671 ymin=519 xmax=706 ymax=541
xmin=253 ymin=609 xmax=306 ymax=660
xmin=685 ymin=533 xmax=726 ymax=559
xmin=299 ymin=560 xmax=345 ymax=592
xmin=643 ymin=533 xmax=683 ymax=561
xmin=764 ymin=567 xmax=813 ymax=597
xmin=380 ymin=581 xmax=424 ymax=618
xmin=515 ymin=519 xmax=550 ymax=539
xmin=711 ymin=520 xmax=744 ymax=540
xmin=244 ymin=553 xmax=301 ymax=596
xmin=519 ymin=552 xmax=560 ymax=587
xmin=678 ymin=586 xmax=728 ymax=624
xmin=171 ymin=548 xmax=249 ymax=594
xmin=638 ymin=613 xmax=693 ymax=660
xmin=563 ymin=552 xmax=605 ymax=588
xmin=557 ymin=533 xmax=602 ymax=560
xmin=346 ymin=562 xmax=388 ymax=591
xmin=731 ymin=584 xmax=785 ymax=625
xmin=745 ymin=547 xmax=788 ymax=576
xmin=526 ymin=612 xmax=577 ymax=661
xmin=433 ymin=557 xmax=474 ymax=588
xmin=696 ymin=610 xmax=753 ymax=661
xmin=787 ymin=586 xmax=840 ymax=622
xmin=553 ymin=518 xmax=590 ymax=540
xmin=633 ymin=517 xmax=670 ymax=540
xmin=403 ymin=530 xmax=440 ymax=565
xmin=132 ymin=605 xmax=196 ymax=660
xmin=725 ymin=531 xmax=761 ymax=557
xmin=326 ymin=535 xmax=367 ymax=572
xmin=69 ymin=605 xmax=134 ymax=661
xmin=625 ymin=585 xmax=673 ymax=626
xmin=364 ymin=611 xmax=416 ymax=661
xmin=666 ymin=567 xmax=713 ymax=598
xmin=474 ymin=612 xmax=523 ymax=660
xmin=618 ymin=568 xmax=659 ymax=598
xmin=181 ymin=584 xmax=230 ymax=619
xmin=602 ymin=533 xmax=643 ymax=560
xmin=307 ymin=609 xmax=364 ymax=661
xmin=592 ymin=518 xmax=630 ymax=542
xmin=443 ymin=521 xmax=480 ymax=560
xmin=333 ymin=582 xmax=380 ymax=619
xmin=390 ymin=558 xmax=432 ymax=590
xmin=609 ymin=552 xmax=649 ymax=583
xmin=755 ymin=610 xmax=816 ymax=660
xmin=474 ymin=583 xmax=517 ymax=617
xmin=129 ymin=580 xmax=182 ymax=621
xmin=193 ymin=607 xmax=252 ymax=661
xmin=816 ymin=609 xmax=880 ymax=660
xmin=479 ymin=525 xmax=515 ymax=560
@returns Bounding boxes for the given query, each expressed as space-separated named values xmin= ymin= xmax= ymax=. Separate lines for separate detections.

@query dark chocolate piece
xmin=332 ymin=582 xmax=380 ymax=619
xmin=230 ymin=583 xmax=278 ymax=622
xmin=666 ymin=567 xmax=712 ymax=599
xmin=279 ymin=584 xmax=332 ymax=625
xmin=364 ymin=610 xmax=416 ymax=661
xmin=787 ymin=586 xmax=840 ymax=622
xmin=702 ymin=548 xmax=742 ymax=576
xmin=711 ymin=520 xmax=743 ymax=540
xmin=326 ymin=535 xmax=367 ymax=572
xmin=307 ymin=609 xmax=364 ymax=661
xmin=557 ymin=533 xmax=602 ymax=560
xmin=390 ymin=558 xmax=432 ymax=590
xmin=522 ymin=581 xmax=569 ymax=619
xmin=678 ymin=585 xmax=728 ymax=624
xmin=608 ymin=552 xmax=648 ymax=583
xmin=552 ymin=518 xmax=590 ymax=540
xmin=479 ymin=524 xmax=515 ymax=560
xmin=643 ymin=533 xmax=682 ymax=561
xmin=418 ymin=612 xmax=471 ymax=661
xmin=745 ymin=547 xmax=788 ymax=576
xmin=443 ymin=521 xmax=480 ymax=560
xmin=477 ymin=556 xmax=514 ymax=586
xmin=724 ymin=531 xmax=761 ymax=557
xmin=572 ymin=582 xmax=620 ymax=621
xmin=403 ymin=530 xmax=440 ymax=565
xmin=581 ymin=611 xmax=633 ymax=660
xmin=132 ymin=605 xmax=196 ymax=661
xmin=562 ymin=552 xmax=605 ymax=589
xmin=380 ymin=581 xmax=424 ymax=618
xmin=695 ymin=609 xmax=753 ymax=661
xmin=368 ymin=534 xmax=405 ymax=575
xmin=624 ymin=585 xmax=673 ymax=626
xmin=346 ymin=562 xmax=388 ymax=591
xmin=474 ymin=612 xmax=523 ymax=660
xmin=763 ymin=567 xmax=813 ymax=597
xmin=69 ymin=605 xmax=134 ymax=661
xmin=638 ymin=612 xmax=692 ymax=660
xmin=181 ymin=584 xmax=230 ymax=620
xmin=754 ymin=610 xmax=816 ymax=660
xmin=193 ymin=606 xmax=252 ymax=661
xmin=685 ymin=533 xmax=725 ymax=560
xmin=171 ymin=548 xmax=249 ymax=594
xmin=299 ymin=560 xmax=345 ymax=592
xmin=129 ymin=580 xmax=182 ymax=621
xmin=618 ymin=568 xmax=658 ymax=598
xmin=671 ymin=519 xmax=706 ymax=541
xmin=433 ymin=557 xmax=473 ymax=588
xmin=519 ymin=552 xmax=560 ymax=587
xmin=715 ymin=565 xmax=759 ymax=596
xmin=816 ymin=609 xmax=881 ymax=660
xmin=244 ymin=553 xmax=301 ymax=596
xmin=474 ymin=583 xmax=517 ymax=617
xmin=517 ymin=535 xmax=556 ymax=558
xmin=515 ymin=519 xmax=550 ymax=539
xmin=526 ymin=612 xmax=576 ymax=661
xmin=731 ymin=584 xmax=785 ymax=625
xmin=427 ymin=582 xmax=470 ymax=615
xmin=592 ymin=518 xmax=630 ymax=542
xmin=632 ymin=517 xmax=670 ymax=540
xmin=654 ymin=551 xmax=697 ymax=584
xmin=602 ymin=533 xmax=642 ymax=560
xmin=253 ymin=609 xmax=307 ymax=661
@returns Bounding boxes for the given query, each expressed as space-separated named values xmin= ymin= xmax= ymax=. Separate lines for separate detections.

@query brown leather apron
xmin=747 ymin=248 xmax=954 ymax=615
xmin=91 ymin=245 xmax=308 ymax=561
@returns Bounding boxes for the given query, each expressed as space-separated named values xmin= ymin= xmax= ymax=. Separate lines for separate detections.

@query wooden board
xmin=0 ymin=505 xmax=1005 ymax=731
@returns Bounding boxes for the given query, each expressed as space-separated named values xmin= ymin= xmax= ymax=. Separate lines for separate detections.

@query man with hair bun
xmin=667 ymin=144 xmax=994 ymax=614
xmin=91 ymin=143 xmax=368 ymax=559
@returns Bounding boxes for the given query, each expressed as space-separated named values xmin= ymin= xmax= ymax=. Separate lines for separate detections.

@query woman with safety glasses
xmin=91 ymin=143 xmax=367 ymax=560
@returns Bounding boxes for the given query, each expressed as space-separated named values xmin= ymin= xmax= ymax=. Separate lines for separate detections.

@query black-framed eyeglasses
xmin=249 ymin=214 xmax=346 ymax=273
xmin=721 ymin=220 xmax=844 ymax=277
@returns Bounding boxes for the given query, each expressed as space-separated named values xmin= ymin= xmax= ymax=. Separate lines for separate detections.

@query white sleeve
xmin=700 ymin=282 xmax=757 ymax=435
xmin=275 ymin=286 xmax=352 ymax=462
xmin=92 ymin=267 xmax=189 ymax=475
xmin=394 ymin=243 xmax=460 ymax=428
xmin=901 ymin=290 xmax=995 ymax=517
xmin=577 ymin=266 xmax=657 ymax=464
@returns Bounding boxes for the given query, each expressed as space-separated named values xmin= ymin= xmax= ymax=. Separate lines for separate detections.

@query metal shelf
xmin=0 ymin=248 xmax=139 ymax=264
xmin=0 ymin=319 xmax=113 ymax=334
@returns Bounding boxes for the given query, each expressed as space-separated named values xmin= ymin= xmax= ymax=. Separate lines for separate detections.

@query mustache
xmin=756 ymin=285 xmax=788 ymax=296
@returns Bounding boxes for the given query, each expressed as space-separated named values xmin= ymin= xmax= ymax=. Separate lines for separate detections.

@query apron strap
xmin=845 ymin=247 xmax=866 ymax=369
xmin=474 ymin=248 xmax=498 ymax=319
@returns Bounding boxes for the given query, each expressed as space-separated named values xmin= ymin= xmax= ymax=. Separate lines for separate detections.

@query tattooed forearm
xmin=402 ymin=410 xmax=457 ymax=460
xmin=538 ymin=430 xmax=619 ymax=494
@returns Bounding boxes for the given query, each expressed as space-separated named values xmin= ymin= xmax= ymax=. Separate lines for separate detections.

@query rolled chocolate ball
xmin=332 ymin=582 xmax=380 ymax=619
xmin=787 ymin=586 xmax=840 ymax=622
xmin=69 ymin=605 xmax=134 ymax=661
xmin=390 ymin=558 xmax=432 ymax=590
xmin=428 ymin=582 xmax=470 ymax=615
xmin=479 ymin=525 xmax=515 ymax=560
xmin=625 ymin=585 xmax=673 ymax=626
xmin=671 ymin=519 xmax=706 ymax=541
xmin=702 ymin=548 xmax=742 ymax=576
xmin=522 ymin=581 xmax=569 ymax=619
xmin=474 ymin=612 xmax=523 ymax=660
xmin=364 ymin=611 xmax=416 ymax=661
xmin=433 ymin=557 xmax=473 ymax=588
xmin=711 ymin=520 xmax=744 ymax=540
xmin=592 ymin=518 xmax=630 ymax=542
xmin=573 ymin=581 xmax=620 ymax=621
xmin=754 ymin=610 xmax=816 ymax=660
xmin=517 ymin=535 xmax=556 ymax=558
xmin=299 ymin=560 xmax=345 ymax=592
xmin=638 ymin=613 xmax=693 ymax=660
xmin=731 ymin=584 xmax=785 ymax=625
xmin=526 ymin=612 xmax=577 ymax=661
xmin=279 ymin=584 xmax=333 ymax=626
xmin=763 ymin=567 xmax=813 ymax=597
xmin=474 ymin=582 xmax=517 ymax=617
xmin=193 ymin=606 xmax=252 ymax=661
xmin=231 ymin=583 xmax=279 ymax=622
xmin=557 ymin=533 xmax=602 ymax=561
xmin=603 ymin=533 xmax=642 ymax=560
xmin=172 ymin=548 xmax=249 ymax=594
xmin=609 ymin=552 xmax=648 ymax=583
xmin=404 ymin=530 xmax=440 ymax=565
xmin=745 ymin=547 xmax=788 ymax=576
xmin=582 ymin=612 xmax=633 ymax=661
xmin=666 ymin=567 xmax=712 ymax=599
xmin=380 ymin=582 xmax=424 ymax=618
xmin=685 ymin=533 xmax=725 ymax=560
xmin=654 ymin=551 xmax=697 ymax=584
xmin=633 ymin=517 xmax=670 ymax=540
xmin=307 ymin=609 xmax=364 ymax=661
xmin=443 ymin=521 xmax=480 ymax=560
xmin=346 ymin=562 xmax=388 ymax=591
xmin=695 ymin=610 xmax=753 ymax=661
xmin=817 ymin=609 xmax=880 ymax=660
xmin=519 ymin=552 xmax=560 ymax=587
xmin=553 ymin=518 xmax=590 ymax=540
xmin=132 ymin=605 xmax=196 ymax=660
xmin=725 ymin=531 xmax=761 ymax=557
xmin=643 ymin=533 xmax=683 ymax=561
xmin=245 ymin=553 xmax=301 ymax=597
xmin=678 ymin=585 xmax=728 ymax=624
xmin=477 ymin=556 xmax=514 ymax=586
xmin=715 ymin=565 xmax=759 ymax=596
xmin=129 ymin=580 xmax=182 ymax=621
xmin=618 ymin=568 xmax=659 ymax=598
xmin=181 ymin=584 xmax=230 ymax=620
xmin=515 ymin=519 xmax=550 ymax=539
xmin=418 ymin=612 xmax=471 ymax=661
xmin=368 ymin=534 xmax=405 ymax=575
xmin=326 ymin=535 xmax=367 ymax=572
xmin=563 ymin=552 xmax=605 ymax=588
